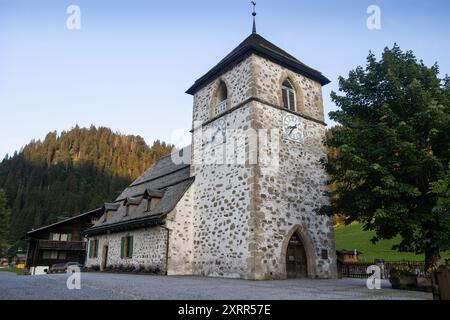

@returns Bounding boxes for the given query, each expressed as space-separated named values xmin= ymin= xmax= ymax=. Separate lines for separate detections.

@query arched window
xmin=214 ymin=82 xmax=228 ymax=116
xmin=282 ymin=79 xmax=296 ymax=112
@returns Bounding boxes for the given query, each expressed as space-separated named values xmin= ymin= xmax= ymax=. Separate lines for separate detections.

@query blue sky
xmin=0 ymin=0 xmax=449 ymax=158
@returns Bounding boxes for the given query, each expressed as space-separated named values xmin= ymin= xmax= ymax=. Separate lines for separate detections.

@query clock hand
xmin=211 ymin=128 xmax=221 ymax=143
xmin=288 ymin=125 xmax=298 ymax=135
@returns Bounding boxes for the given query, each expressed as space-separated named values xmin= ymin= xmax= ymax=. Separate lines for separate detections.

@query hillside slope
xmin=0 ymin=126 xmax=174 ymax=245
xmin=335 ymin=223 xmax=450 ymax=262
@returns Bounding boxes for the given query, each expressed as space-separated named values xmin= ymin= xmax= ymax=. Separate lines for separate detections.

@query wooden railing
xmin=38 ymin=240 xmax=86 ymax=251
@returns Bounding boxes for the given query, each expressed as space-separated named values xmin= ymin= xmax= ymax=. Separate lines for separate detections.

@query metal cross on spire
xmin=251 ymin=1 xmax=257 ymax=34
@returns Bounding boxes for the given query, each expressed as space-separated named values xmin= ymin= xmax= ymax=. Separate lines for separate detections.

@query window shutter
xmin=128 ymin=236 xmax=133 ymax=258
xmin=88 ymin=240 xmax=93 ymax=258
xmin=120 ymin=237 xmax=124 ymax=259
xmin=94 ymin=240 xmax=99 ymax=258
xmin=282 ymin=89 xmax=288 ymax=109
xmin=289 ymin=91 xmax=295 ymax=111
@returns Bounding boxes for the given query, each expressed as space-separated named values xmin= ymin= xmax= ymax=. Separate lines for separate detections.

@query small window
xmin=104 ymin=210 xmax=115 ymax=222
xmin=125 ymin=204 xmax=138 ymax=217
xmin=88 ymin=239 xmax=99 ymax=258
xmin=218 ymin=83 xmax=227 ymax=102
xmin=147 ymin=198 xmax=161 ymax=211
xmin=215 ymin=82 xmax=228 ymax=116
xmin=60 ymin=234 xmax=68 ymax=242
xmin=282 ymin=80 xmax=297 ymax=112
xmin=121 ymin=236 xmax=134 ymax=259
xmin=42 ymin=250 xmax=59 ymax=260
xmin=58 ymin=251 xmax=67 ymax=260
xmin=50 ymin=233 xmax=60 ymax=241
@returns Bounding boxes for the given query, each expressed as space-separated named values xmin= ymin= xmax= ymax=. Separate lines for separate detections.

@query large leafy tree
xmin=321 ymin=45 xmax=450 ymax=269
xmin=0 ymin=188 xmax=11 ymax=256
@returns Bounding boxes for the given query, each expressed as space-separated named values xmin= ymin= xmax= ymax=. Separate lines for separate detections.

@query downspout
xmin=159 ymin=225 xmax=170 ymax=275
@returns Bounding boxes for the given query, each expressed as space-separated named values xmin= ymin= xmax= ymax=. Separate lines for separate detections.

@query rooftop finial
xmin=251 ymin=1 xmax=257 ymax=34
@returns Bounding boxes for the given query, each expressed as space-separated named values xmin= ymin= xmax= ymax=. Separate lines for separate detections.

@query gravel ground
xmin=0 ymin=271 xmax=432 ymax=300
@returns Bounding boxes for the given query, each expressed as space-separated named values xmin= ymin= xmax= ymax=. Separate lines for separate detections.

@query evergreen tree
xmin=321 ymin=45 xmax=450 ymax=269
xmin=0 ymin=126 xmax=174 ymax=244
xmin=0 ymin=189 xmax=11 ymax=256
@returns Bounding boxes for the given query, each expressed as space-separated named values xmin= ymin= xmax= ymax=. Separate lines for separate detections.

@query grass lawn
xmin=334 ymin=223 xmax=450 ymax=263
xmin=0 ymin=266 xmax=27 ymax=275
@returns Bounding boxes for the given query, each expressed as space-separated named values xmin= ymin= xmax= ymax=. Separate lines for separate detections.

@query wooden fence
xmin=339 ymin=261 xmax=428 ymax=279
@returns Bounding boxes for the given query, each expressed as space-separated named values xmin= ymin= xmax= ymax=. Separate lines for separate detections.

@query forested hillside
xmin=0 ymin=126 xmax=174 ymax=251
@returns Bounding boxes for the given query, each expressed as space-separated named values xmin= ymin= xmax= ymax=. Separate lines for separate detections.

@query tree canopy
xmin=321 ymin=45 xmax=450 ymax=267
xmin=0 ymin=189 xmax=10 ymax=256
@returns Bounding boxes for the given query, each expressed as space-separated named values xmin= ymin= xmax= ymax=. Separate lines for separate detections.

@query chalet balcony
xmin=37 ymin=240 xmax=86 ymax=251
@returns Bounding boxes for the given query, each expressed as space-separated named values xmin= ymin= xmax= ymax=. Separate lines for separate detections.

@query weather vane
xmin=251 ymin=1 xmax=257 ymax=34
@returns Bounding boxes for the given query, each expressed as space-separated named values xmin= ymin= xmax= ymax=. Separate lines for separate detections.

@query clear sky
xmin=1 ymin=0 xmax=449 ymax=158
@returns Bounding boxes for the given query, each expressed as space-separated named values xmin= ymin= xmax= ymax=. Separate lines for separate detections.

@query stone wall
xmin=250 ymin=100 xmax=337 ymax=279
xmin=189 ymin=53 xmax=336 ymax=279
xmin=192 ymin=57 xmax=254 ymax=124
xmin=85 ymin=227 xmax=168 ymax=272
xmin=190 ymin=105 xmax=254 ymax=279
xmin=165 ymin=184 xmax=196 ymax=275
xmin=252 ymin=55 xmax=325 ymax=122
xmin=189 ymin=56 xmax=257 ymax=279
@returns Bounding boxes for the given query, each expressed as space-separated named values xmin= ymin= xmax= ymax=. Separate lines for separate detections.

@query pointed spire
xmin=251 ymin=1 xmax=257 ymax=34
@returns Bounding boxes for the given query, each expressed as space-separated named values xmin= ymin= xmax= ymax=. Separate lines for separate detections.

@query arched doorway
xmin=286 ymin=232 xmax=308 ymax=278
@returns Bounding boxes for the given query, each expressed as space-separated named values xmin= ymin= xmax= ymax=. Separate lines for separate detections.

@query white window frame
xmin=282 ymin=81 xmax=297 ymax=112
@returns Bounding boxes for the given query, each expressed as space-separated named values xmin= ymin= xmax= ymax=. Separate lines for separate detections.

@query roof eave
xmin=25 ymin=207 xmax=103 ymax=238
xmin=82 ymin=215 xmax=163 ymax=236
xmin=186 ymin=47 xmax=330 ymax=95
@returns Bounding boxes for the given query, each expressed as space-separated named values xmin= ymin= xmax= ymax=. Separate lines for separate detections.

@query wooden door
xmin=286 ymin=233 xmax=308 ymax=278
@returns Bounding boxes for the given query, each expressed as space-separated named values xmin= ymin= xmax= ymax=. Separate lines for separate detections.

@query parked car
xmin=47 ymin=262 xmax=84 ymax=274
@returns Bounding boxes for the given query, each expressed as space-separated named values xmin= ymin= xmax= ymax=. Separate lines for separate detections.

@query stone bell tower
xmin=186 ymin=23 xmax=337 ymax=279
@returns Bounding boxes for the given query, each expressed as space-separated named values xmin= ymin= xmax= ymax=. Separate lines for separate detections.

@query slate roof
xmin=186 ymin=32 xmax=330 ymax=95
xmin=84 ymin=147 xmax=194 ymax=236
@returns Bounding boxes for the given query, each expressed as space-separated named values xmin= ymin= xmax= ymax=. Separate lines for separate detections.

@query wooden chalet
xmin=24 ymin=208 xmax=104 ymax=274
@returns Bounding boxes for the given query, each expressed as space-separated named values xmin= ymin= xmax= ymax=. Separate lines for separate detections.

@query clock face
xmin=283 ymin=114 xmax=304 ymax=142
xmin=208 ymin=118 xmax=227 ymax=145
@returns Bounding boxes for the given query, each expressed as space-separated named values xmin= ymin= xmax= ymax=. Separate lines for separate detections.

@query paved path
xmin=0 ymin=271 xmax=432 ymax=300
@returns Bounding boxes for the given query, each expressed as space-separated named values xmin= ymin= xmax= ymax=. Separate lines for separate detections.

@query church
xmin=84 ymin=13 xmax=338 ymax=280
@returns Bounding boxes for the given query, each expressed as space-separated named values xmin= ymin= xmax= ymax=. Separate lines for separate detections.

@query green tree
xmin=0 ymin=126 xmax=174 ymax=242
xmin=321 ymin=45 xmax=450 ymax=269
xmin=0 ymin=188 xmax=11 ymax=256
xmin=429 ymin=166 xmax=450 ymax=256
